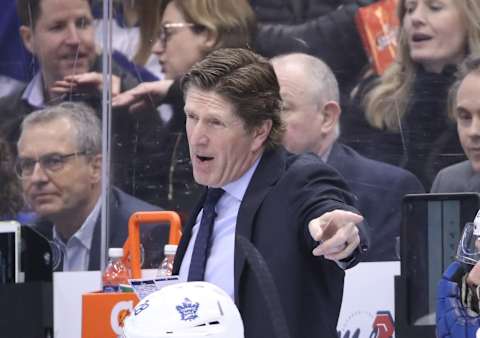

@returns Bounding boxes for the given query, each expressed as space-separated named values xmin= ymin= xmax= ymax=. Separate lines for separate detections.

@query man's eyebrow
xmin=456 ymin=106 xmax=470 ymax=115
xmin=19 ymin=152 xmax=62 ymax=159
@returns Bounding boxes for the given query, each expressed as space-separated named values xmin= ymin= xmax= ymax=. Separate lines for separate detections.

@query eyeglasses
xmin=157 ymin=22 xmax=201 ymax=46
xmin=15 ymin=152 xmax=87 ymax=179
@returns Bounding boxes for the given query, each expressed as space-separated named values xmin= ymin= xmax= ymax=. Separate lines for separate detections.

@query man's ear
xmin=319 ymin=101 xmax=341 ymax=134
xmin=89 ymin=154 xmax=102 ymax=184
xmin=251 ymin=119 xmax=273 ymax=152
xmin=19 ymin=25 xmax=35 ymax=54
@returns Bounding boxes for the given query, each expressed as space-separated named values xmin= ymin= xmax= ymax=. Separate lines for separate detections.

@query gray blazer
xmin=431 ymin=160 xmax=480 ymax=193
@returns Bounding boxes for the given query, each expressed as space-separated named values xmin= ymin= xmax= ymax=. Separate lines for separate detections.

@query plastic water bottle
xmin=102 ymin=248 xmax=131 ymax=292
xmin=157 ymin=244 xmax=177 ymax=277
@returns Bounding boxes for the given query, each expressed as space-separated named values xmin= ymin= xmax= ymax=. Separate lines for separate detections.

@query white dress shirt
xmin=179 ymin=158 xmax=261 ymax=299
xmin=53 ymin=198 xmax=101 ymax=271
xmin=21 ymin=72 xmax=46 ymax=109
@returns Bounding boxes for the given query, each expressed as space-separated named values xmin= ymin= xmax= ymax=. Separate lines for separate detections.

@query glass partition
xmin=0 ymin=0 xmax=473 ymax=273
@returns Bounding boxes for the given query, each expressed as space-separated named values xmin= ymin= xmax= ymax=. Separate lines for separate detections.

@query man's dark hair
xmin=181 ymin=48 xmax=284 ymax=149
xmin=16 ymin=0 xmax=40 ymax=27
xmin=16 ymin=0 xmax=92 ymax=27
xmin=448 ymin=55 xmax=480 ymax=119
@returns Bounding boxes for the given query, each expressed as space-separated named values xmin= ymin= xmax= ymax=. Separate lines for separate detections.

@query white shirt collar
xmin=53 ymin=197 xmax=101 ymax=250
xmin=22 ymin=72 xmax=46 ymax=109
xmin=321 ymin=145 xmax=333 ymax=163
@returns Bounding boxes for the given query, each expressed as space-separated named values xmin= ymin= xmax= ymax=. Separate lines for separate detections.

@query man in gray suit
xmin=16 ymin=102 xmax=167 ymax=271
xmin=431 ymin=57 xmax=480 ymax=193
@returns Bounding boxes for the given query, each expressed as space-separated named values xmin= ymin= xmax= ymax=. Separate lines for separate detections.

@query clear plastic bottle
xmin=102 ymin=248 xmax=131 ymax=292
xmin=156 ymin=244 xmax=177 ymax=277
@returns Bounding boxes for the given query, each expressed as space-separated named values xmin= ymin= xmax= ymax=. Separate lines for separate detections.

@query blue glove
xmin=436 ymin=261 xmax=480 ymax=338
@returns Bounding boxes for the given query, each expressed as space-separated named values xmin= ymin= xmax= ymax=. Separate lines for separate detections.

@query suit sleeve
xmin=431 ymin=170 xmax=445 ymax=193
xmin=288 ymin=155 xmax=370 ymax=261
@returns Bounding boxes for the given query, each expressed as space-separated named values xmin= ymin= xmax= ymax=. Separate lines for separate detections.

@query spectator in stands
xmin=112 ymin=0 xmax=256 ymax=220
xmin=16 ymin=102 xmax=166 ymax=271
xmin=0 ymin=0 xmax=140 ymax=149
xmin=342 ymin=0 xmax=480 ymax=190
xmin=0 ymin=136 xmax=24 ymax=220
xmin=92 ymin=0 xmax=166 ymax=81
xmin=0 ymin=0 xmax=164 ymax=201
xmin=271 ymin=53 xmax=424 ymax=261
xmin=432 ymin=56 xmax=480 ymax=193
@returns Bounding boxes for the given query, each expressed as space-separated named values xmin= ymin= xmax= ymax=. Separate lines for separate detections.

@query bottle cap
xmin=108 ymin=248 xmax=124 ymax=258
xmin=164 ymin=244 xmax=178 ymax=255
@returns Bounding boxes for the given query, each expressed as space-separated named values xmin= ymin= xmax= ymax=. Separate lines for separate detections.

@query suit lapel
xmin=325 ymin=142 xmax=345 ymax=168
xmin=233 ymin=147 xmax=285 ymax=303
xmin=89 ymin=215 xmax=101 ymax=270
xmin=88 ymin=188 xmax=122 ymax=271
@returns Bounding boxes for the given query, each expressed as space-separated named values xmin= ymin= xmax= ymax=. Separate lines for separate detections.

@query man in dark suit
xmin=431 ymin=57 xmax=480 ymax=194
xmin=271 ymin=53 xmax=424 ymax=261
xmin=171 ymin=48 xmax=369 ymax=338
xmin=16 ymin=102 xmax=166 ymax=271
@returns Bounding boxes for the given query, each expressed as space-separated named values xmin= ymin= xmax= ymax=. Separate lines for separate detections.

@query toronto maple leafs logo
xmin=176 ymin=298 xmax=200 ymax=321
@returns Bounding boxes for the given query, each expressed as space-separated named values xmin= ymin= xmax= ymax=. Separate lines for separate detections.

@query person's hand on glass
xmin=50 ymin=72 xmax=121 ymax=97
xmin=112 ymin=79 xmax=174 ymax=113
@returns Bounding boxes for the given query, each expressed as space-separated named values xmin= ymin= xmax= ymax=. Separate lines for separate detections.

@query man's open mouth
xmin=197 ymin=155 xmax=214 ymax=162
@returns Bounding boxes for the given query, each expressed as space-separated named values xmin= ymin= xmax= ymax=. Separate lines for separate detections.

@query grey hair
xmin=20 ymin=101 xmax=101 ymax=155
xmin=271 ymin=53 xmax=340 ymax=105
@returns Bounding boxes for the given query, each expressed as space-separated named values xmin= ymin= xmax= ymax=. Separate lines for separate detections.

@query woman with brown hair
xmin=0 ymin=136 xmax=23 ymax=220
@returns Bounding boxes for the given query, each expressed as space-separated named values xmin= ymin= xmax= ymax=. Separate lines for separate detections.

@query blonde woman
xmin=343 ymin=0 xmax=480 ymax=189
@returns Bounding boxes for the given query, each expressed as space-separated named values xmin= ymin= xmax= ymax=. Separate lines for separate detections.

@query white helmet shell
xmin=122 ymin=282 xmax=244 ymax=338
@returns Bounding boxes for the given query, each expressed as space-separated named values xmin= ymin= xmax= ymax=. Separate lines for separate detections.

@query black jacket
xmin=341 ymin=67 xmax=466 ymax=190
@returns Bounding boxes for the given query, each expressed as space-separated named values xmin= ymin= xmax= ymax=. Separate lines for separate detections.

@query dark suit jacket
xmin=431 ymin=160 xmax=480 ymax=193
xmin=327 ymin=142 xmax=424 ymax=261
xmin=173 ymin=146 xmax=369 ymax=338
xmin=34 ymin=187 xmax=167 ymax=270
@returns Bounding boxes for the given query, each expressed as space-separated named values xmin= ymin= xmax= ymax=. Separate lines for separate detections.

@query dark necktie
xmin=188 ymin=188 xmax=225 ymax=281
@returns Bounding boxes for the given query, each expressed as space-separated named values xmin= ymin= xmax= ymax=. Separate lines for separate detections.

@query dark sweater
xmin=341 ymin=66 xmax=466 ymax=190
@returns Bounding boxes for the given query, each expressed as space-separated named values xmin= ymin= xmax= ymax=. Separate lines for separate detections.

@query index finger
xmin=314 ymin=221 xmax=357 ymax=255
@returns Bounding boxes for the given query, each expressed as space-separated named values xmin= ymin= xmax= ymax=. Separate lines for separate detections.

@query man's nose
xmin=65 ymin=24 xmax=81 ymax=45
xmin=152 ymin=38 xmax=166 ymax=56
xmin=189 ymin=122 xmax=209 ymax=146
xmin=29 ymin=162 xmax=49 ymax=183
xmin=470 ymin=117 xmax=480 ymax=137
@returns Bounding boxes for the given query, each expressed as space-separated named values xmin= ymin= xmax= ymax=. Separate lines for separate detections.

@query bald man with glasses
xmin=16 ymin=101 xmax=166 ymax=271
